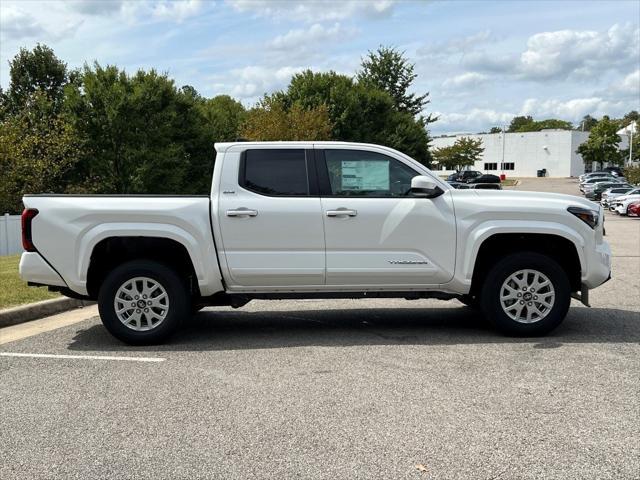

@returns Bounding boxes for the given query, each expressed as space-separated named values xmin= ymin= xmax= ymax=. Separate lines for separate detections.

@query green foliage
xmin=507 ymin=115 xmax=573 ymax=132
xmin=1 ymin=43 xmax=437 ymax=208
xmin=576 ymin=116 xmax=624 ymax=168
xmin=623 ymin=165 xmax=640 ymax=185
xmin=357 ymin=46 xmax=432 ymax=119
xmin=241 ymin=96 xmax=332 ymax=141
xmin=200 ymin=95 xmax=246 ymax=142
xmin=577 ymin=114 xmax=598 ymax=131
xmin=282 ymin=70 xmax=432 ymax=165
xmin=489 ymin=126 xmax=503 ymax=134
xmin=64 ymin=63 xmax=213 ymax=194
xmin=0 ymin=91 xmax=82 ymax=213
xmin=6 ymin=44 xmax=68 ymax=114
xmin=432 ymin=137 xmax=484 ymax=170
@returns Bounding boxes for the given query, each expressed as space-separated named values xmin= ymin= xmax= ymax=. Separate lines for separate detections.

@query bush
xmin=624 ymin=166 xmax=640 ymax=185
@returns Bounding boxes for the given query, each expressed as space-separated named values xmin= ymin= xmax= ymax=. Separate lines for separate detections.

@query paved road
xmin=1 ymin=179 xmax=638 ymax=479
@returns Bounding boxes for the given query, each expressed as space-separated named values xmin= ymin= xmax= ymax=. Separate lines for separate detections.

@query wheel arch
xmin=466 ymin=226 xmax=584 ymax=295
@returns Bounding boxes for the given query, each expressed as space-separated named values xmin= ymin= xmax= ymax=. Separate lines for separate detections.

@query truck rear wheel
xmin=98 ymin=260 xmax=189 ymax=345
xmin=480 ymin=252 xmax=571 ymax=336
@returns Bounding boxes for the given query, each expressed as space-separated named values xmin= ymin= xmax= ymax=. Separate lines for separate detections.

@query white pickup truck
xmin=19 ymin=142 xmax=611 ymax=344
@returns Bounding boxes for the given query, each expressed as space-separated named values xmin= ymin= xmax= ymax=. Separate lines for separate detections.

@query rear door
xmin=316 ymin=147 xmax=457 ymax=287
xmin=217 ymin=147 xmax=325 ymax=288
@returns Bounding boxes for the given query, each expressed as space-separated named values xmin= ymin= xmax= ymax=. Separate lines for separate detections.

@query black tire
xmin=480 ymin=252 xmax=571 ymax=336
xmin=98 ymin=260 xmax=190 ymax=345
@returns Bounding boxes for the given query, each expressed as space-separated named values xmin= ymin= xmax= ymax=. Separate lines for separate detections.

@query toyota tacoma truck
xmin=19 ymin=142 xmax=611 ymax=344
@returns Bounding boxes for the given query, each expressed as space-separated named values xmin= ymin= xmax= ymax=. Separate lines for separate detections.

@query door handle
xmin=326 ymin=208 xmax=357 ymax=217
xmin=226 ymin=208 xmax=258 ymax=217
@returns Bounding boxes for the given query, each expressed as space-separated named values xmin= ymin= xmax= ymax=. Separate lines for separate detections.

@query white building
xmin=431 ymin=130 xmax=629 ymax=178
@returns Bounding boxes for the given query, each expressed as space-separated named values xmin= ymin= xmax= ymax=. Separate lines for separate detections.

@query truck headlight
xmin=567 ymin=206 xmax=599 ymax=229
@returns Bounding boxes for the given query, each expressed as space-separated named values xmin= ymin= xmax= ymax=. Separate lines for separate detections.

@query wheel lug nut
xmin=522 ymin=287 xmax=527 ymax=291
xmin=520 ymin=300 xmax=525 ymax=305
xmin=144 ymin=308 xmax=149 ymax=312
xmin=530 ymin=289 xmax=535 ymax=293
xmin=534 ymin=296 xmax=538 ymax=300
xmin=148 ymin=301 xmax=152 ymax=305
xmin=143 ymin=295 xmax=147 ymax=299
xmin=135 ymin=295 xmax=139 ymax=300
xmin=517 ymin=293 xmax=522 ymax=297
xmin=131 ymin=302 xmax=135 ymax=307
xmin=136 ymin=309 xmax=141 ymax=313
xmin=528 ymin=302 xmax=532 ymax=306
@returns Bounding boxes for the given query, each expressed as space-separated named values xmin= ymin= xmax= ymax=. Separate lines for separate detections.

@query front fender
xmin=460 ymin=220 xmax=586 ymax=283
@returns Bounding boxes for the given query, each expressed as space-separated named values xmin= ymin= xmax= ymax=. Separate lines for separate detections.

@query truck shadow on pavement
xmin=67 ymin=305 xmax=640 ymax=352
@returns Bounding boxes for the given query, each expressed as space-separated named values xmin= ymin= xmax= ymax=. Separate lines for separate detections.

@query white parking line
xmin=0 ymin=352 xmax=165 ymax=362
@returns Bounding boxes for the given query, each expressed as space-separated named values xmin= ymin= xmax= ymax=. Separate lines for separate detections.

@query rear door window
xmin=240 ymin=149 xmax=309 ymax=196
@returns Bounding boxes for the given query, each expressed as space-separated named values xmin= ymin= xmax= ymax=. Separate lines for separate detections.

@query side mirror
xmin=410 ymin=176 xmax=444 ymax=199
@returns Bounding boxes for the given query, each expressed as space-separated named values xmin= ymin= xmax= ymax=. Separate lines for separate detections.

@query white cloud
xmin=67 ymin=0 xmax=124 ymax=15
xmin=433 ymin=108 xmax=515 ymax=134
xmin=152 ymin=0 xmax=203 ymax=22
xmin=521 ymin=97 xmax=627 ymax=121
xmin=217 ymin=65 xmax=307 ymax=99
xmin=442 ymin=72 xmax=488 ymax=89
xmin=418 ymin=30 xmax=492 ymax=58
xmin=227 ymin=0 xmax=395 ymax=22
xmin=0 ymin=7 xmax=46 ymax=40
xmin=614 ymin=69 xmax=640 ymax=96
xmin=0 ymin=4 xmax=82 ymax=41
xmin=270 ymin=23 xmax=351 ymax=50
xmin=465 ymin=23 xmax=640 ymax=81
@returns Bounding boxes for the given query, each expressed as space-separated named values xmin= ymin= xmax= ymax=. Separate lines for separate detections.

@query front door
xmin=217 ymin=148 xmax=325 ymax=288
xmin=317 ymin=147 xmax=456 ymax=287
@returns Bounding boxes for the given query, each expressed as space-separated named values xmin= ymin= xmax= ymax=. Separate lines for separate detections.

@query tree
xmin=200 ymin=95 xmax=246 ymax=142
xmin=432 ymin=137 xmax=484 ymax=170
xmin=489 ymin=126 xmax=503 ymax=134
xmin=577 ymin=114 xmax=598 ymax=131
xmin=282 ymin=70 xmax=432 ymax=165
xmin=576 ymin=116 xmax=624 ymax=169
xmin=6 ymin=44 xmax=68 ymax=113
xmin=357 ymin=45 xmax=433 ymax=120
xmin=0 ymin=91 xmax=82 ymax=213
xmin=508 ymin=116 xmax=572 ymax=132
xmin=507 ymin=116 xmax=534 ymax=132
xmin=241 ymin=96 xmax=332 ymax=141
xmin=64 ymin=63 xmax=210 ymax=194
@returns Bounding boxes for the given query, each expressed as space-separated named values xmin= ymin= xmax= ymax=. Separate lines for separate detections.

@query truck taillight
xmin=21 ymin=208 xmax=39 ymax=252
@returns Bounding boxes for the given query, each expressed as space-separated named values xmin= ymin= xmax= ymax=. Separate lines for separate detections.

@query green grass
xmin=0 ymin=254 xmax=59 ymax=309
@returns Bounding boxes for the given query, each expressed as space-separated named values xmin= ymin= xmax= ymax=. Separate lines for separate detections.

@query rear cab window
xmin=239 ymin=149 xmax=310 ymax=196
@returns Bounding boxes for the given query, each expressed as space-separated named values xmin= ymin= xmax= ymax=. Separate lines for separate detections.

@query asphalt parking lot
xmin=1 ymin=178 xmax=638 ymax=480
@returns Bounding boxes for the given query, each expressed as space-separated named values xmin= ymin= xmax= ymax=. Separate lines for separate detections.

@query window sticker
xmin=341 ymin=160 xmax=389 ymax=191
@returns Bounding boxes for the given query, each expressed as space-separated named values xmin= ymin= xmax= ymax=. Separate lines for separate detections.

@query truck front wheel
xmin=480 ymin=252 xmax=571 ymax=336
xmin=98 ymin=260 xmax=189 ymax=345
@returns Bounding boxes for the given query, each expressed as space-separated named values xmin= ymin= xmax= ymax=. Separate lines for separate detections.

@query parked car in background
xmin=611 ymin=189 xmax=640 ymax=214
xmin=579 ymin=172 xmax=613 ymax=182
xmin=580 ymin=175 xmax=619 ymax=192
xmin=582 ymin=178 xmax=624 ymax=195
xmin=627 ymin=202 xmax=640 ymax=217
xmin=447 ymin=170 xmax=482 ymax=183
xmin=587 ymin=182 xmax=632 ymax=201
xmin=468 ymin=183 xmax=502 ymax=190
xmin=457 ymin=170 xmax=483 ymax=183
xmin=603 ymin=166 xmax=624 ymax=177
xmin=468 ymin=174 xmax=501 ymax=184
xmin=601 ymin=186 xmax=634 ymax=208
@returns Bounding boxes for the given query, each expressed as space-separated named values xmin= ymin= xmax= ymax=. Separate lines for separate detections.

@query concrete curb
xmin=0 ymin=298 xmax=95 ymax=328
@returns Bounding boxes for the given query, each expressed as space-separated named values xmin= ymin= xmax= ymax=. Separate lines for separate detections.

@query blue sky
xmin=1 ymin=0 xmax=638 ymax=135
